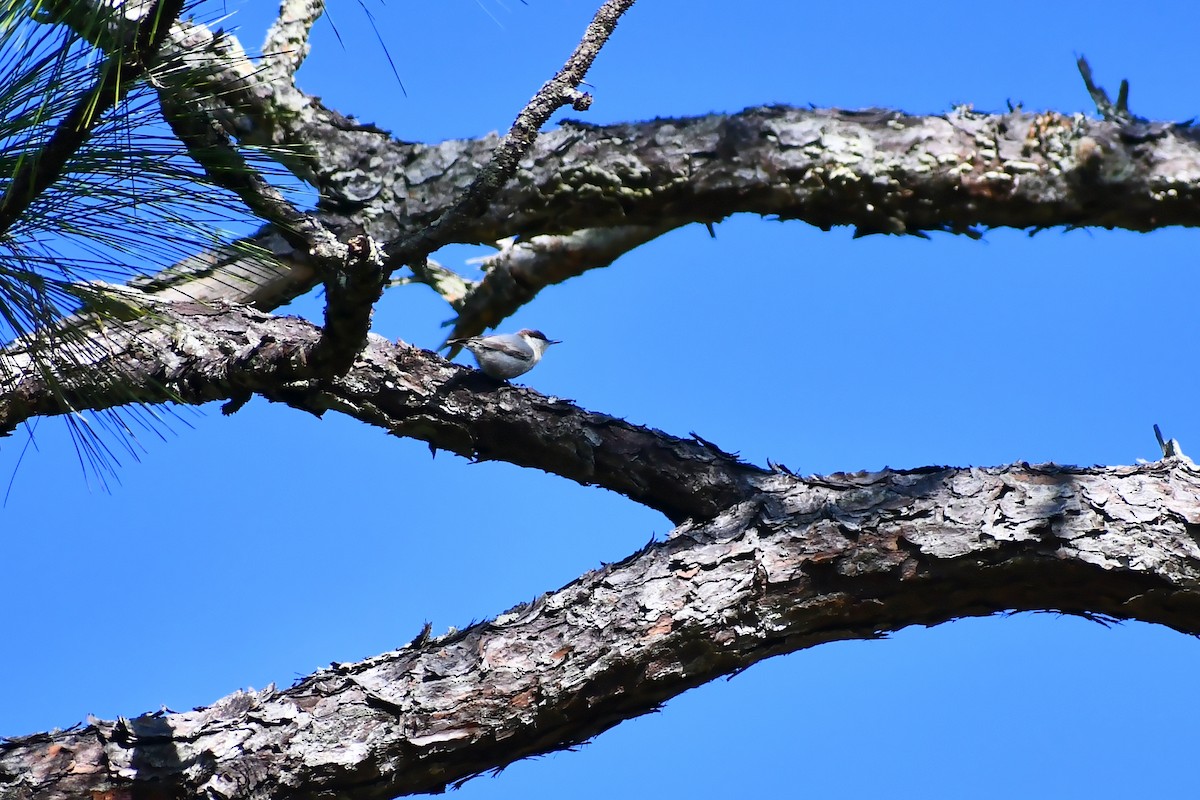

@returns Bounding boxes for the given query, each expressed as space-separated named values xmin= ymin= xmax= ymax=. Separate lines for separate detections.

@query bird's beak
xmin=548 ymin=339 xmax=562 ymax=345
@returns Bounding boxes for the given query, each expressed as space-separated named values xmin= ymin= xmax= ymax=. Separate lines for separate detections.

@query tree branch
xmin=5 ymin=459 xmax=1199 ymax=799
xmin=158 ymin=91 xmax=386 ymax=375
xmin=260 ymin=0 xmax=325 ymax=84
xmin=385 ymin=0 xmax=637 ymax=266
xmin=439 ymin=223 xmax=677 ymax=344
xmin=114 ymin=104 xmax=1200 ymax=333
xmin=395 ymin=105 xmax=1200 ymax=239
xmin=44 ymin=6 xmax=1200 ymax=333
xmin=0 ymin=302 xmax=765 ymax=522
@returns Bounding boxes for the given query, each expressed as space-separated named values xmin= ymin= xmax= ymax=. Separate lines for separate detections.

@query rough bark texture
xmin=76 ymin=8 xmax=1200 ymax=340
xmin=0 ymin=303 xmax=765 ymax=523
xmin=127 ymin=105 xmax=1200 ymax=330
xmin=4 ymin=460 xmax=1199 ymax=799
xmin=443 ymin=224 xmax=675 ymax=342
xmin=384 ymin=0 xmax=633 ymax=265
xmin=6 ymin=4 xmax=1200 ymax=800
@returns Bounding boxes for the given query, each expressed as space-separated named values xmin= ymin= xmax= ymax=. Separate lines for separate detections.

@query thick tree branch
xmin=395 ymin=105 xmax=1200 ymax=239
xmin=0 ymin=303 xmax=765 ymax=522
xmin=5 ymin=459 xmax=1199 ymax=799
xmin=119 ymin=105 xmax=1200 ymax=334
xmin=303 ymin=234 xmax=386 ymax=374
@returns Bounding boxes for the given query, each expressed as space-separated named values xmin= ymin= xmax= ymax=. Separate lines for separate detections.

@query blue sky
xmin=4 ymin=1 xmax=1200 ymax=797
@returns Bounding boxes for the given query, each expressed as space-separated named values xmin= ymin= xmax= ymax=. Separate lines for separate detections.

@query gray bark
xmin=0 ymin=303 xmax=761 ymax=523
xmin=91 ymin=9 xmax=1200 ymax=340
xmin=3 ymin=4 xmax=1200 ymax=800
xmin=133 ymin=106 xmax=1200 ymax=330
xmin=3 ymin=459 xmax=1198 ymax=799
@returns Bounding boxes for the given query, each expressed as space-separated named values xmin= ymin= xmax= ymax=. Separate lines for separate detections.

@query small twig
xmin=767 ymin=458 xmax=797 ymax=477
xmin=385 ymin=0 xmax=637 ymax=266
xmin=0 ymin=0 xmax=187 ymax=238
xmin=159 ymin=95 xmax=317 ymax=247
xmin=1077 ymin=55 xmax=1135 ymax=123
xmin=394 ymin=259 xmax=476 ymax=308
xmin=1154 ymin=423 xmax=1192 ymax=464
xmin=690 ymin=431 xmax=745 ymax=463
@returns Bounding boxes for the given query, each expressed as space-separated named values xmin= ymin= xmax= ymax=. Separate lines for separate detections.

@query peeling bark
xmin=6 ymin=5 xmax=1200 ymax=800
xmin=63 ymin=8 xmax=1200 ymax=333
xmin=127 ymin=106 xmax=1200 ymax=322
xmin=4 ymin=460 xmax=1198 ymax=799
xmin=0 ymin=303 xmax=764 ymax=523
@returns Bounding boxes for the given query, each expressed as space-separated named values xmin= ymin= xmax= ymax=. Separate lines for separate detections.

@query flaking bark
xmin=7 ymin=7 xmax=1200 ymax=800
xmin=4 ymin=460 xmax=1198 ymax=799
xmin=0 ymin=303 xmax=763 ymax=523
xmin=129 ymin=106 xmax=1200 ymax=323
xmin=65 ymin=9 xmax=1200 ymax=334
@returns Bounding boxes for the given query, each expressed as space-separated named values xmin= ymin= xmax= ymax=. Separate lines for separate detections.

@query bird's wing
xmin=475 ymin=335 xmax=533 ymax=361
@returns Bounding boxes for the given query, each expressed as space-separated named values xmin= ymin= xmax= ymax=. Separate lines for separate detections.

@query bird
xmin=446 ymin=329 xmax=560 ymax=380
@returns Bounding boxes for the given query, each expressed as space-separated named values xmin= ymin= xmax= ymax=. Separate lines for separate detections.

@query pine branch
xmin=0 ymin=302 xmax=762 ymax=522
xmin=0 ymin=0 xmax=186 ymax=237
xmin=4 ymin=459 xmax=1199 ymax=798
